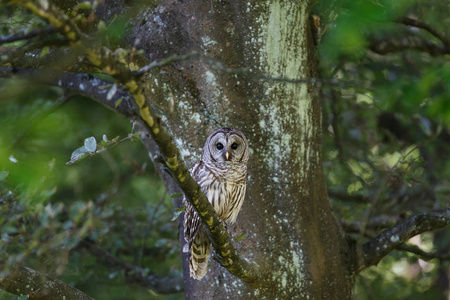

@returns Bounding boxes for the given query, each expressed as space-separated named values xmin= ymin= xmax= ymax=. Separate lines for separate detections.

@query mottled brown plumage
xmin=183 ymin=128 xmax=249 ymax=279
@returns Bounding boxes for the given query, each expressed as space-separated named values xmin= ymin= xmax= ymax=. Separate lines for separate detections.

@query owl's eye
xmin=216 ymin=143 xmax=224 ymax=150
xmin=231 ymin=143 xmax=238 ymax=150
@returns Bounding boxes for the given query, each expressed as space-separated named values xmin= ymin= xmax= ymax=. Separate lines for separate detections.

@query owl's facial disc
xmin=206 ymin=129 xmax=248 ymax=164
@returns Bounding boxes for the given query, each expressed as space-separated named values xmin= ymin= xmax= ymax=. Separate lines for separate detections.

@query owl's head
xmin=202 ymin=128 xmax=249 ymax=165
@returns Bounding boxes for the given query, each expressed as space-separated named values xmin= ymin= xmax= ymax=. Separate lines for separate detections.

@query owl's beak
xmin=226 ymin=151 xmax=230 ymax=160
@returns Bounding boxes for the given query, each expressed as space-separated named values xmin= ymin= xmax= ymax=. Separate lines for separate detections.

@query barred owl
xmin=183 ymin=128 xmax=249 ymax=279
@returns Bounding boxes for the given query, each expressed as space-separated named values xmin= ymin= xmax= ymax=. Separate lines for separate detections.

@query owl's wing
xmin=183 ymin=162 xmax=203 ymax=245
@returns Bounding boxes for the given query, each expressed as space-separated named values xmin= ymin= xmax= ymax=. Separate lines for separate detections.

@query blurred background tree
xmin=0 ymin=0 xmax=449 ymax=299
xmin=316 ymin=0 xmax=450 ymax=299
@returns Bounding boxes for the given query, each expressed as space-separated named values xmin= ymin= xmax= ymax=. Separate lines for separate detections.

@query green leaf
xmin=71 ymin=146 xmax=88 ymax=159
xmin=171 ymin=206 xmax=186 ymax=221
xmin=347 ymin=181 xmax=363 ymax=194
xmin=67 ymin=146 xmax=90 ymax=165
xmin=170 ymin=193 xmax=183 ymax=198
xmin=40 ymin=46 xmax=49 ymax=58
xmin=76 ymin=1 xmax=92 ymax=10
xmin=236 ymin=232 xmax=247 ymax=242
xmin=84 ymin=136 xmax=97 ymax=152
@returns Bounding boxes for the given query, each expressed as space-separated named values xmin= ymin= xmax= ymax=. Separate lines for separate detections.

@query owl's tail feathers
xmin=188 ymin=228 xmax=210 ymax=280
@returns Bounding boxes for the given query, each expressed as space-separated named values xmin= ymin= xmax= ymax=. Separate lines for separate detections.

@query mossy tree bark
xmin=132 ymin=1 xmax=354 ymax=298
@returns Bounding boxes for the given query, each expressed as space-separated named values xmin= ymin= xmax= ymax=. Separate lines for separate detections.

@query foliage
xmin=317 ymin=0 xmax=450 ymax=298
xmin=0 ymin=92 xmax=182 ymax=299
xmin=0 ymin=0 xmax=449 ymax=299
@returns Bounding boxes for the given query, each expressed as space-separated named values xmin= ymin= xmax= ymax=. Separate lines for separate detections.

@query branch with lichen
xmin=356 ymin=207 xmax=450 ymax=273
xmin=125 ymin=78 xmax=260 ymax=283
xmin=0 ymin=266 xmax=94 ymax=300
xmin=10 ymin=0 xmax=259 ymax=284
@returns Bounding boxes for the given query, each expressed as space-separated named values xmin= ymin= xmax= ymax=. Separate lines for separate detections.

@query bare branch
xmin=0 ymin=66 xmax=138 ymax=118
xmin=397 ymin=244 xmax=450 ymax=261
xmin=328 ymin=190 xmax=370 ymax=203
xmin=341 ymin=215 xmax=399 ymax=233
xmin=80 ymin=240 xmax=184 ymax=294
xmin=357 ymin=207 xmax=450 ymax=272
xmin=137 ymin=51 xmax=201 ymax=75
xmin=0 ymin=27 xmax=58 ymax=45
xmin=369 ymin=34 xmax=450 ymax=56
xmin=136 ymin=50 xmax=361 ymax=88
xmin=0 ymin=266 xmax=94 ymax=300
xmin=396 ymin=16 xmax=450 ymax=47
xmin=368 ymin=16 xmax=450 ymax=56
xmin=343 ymin=218 xmax=450 ymax=260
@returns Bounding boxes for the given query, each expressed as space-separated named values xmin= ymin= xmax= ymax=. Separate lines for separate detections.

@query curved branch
xmin=357 ymin=207 xmax=450 ymax=272
xmin=396 ymin=16 xmax=450 ymax=47
xmin=369 ymin=35 xmax=450 ymax=56
xmin=0 ymin=66 xmax=138 ymax=118
xmin=0 ymin=266 xmax=94 ymax=300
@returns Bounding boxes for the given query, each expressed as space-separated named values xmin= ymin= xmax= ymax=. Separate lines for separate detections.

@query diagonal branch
xmin=131 ymin=88 xmax=260 ymax=283
xmin=357 ymin=207 xmax=450 ymax=273
xmin=80 ymin=240 xmax=184 ymax=294
xmin=0 ymin=266 xmax=94 ymax=300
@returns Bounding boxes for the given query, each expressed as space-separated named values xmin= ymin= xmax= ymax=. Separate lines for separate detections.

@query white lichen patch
xmin=281 ymin=271 xmax=288 ymax=288
xmin=174 ymin=138 xmax=194 ymax=163
xmin=191 ymin=112 xmax=202 ymax=123
xmin=201 ymin=36 xmax=217 ymax=51
xmin=390 ymin=235 xmax=399 ymax=242
xmin=152 ymin=6 xmax=166 ymax=27
xmin=204 ymin=70 xmax=221 ymax=98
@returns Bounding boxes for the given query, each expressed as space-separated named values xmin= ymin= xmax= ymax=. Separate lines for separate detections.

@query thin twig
xmin=136 ymin=51 xmax=364 ymax=88
xmin=0 ymin=27 xmax=58 ymax=45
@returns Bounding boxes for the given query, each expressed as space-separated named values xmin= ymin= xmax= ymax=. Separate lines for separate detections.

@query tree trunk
xmin=132 ymin=0 xmax=354 ymax=298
